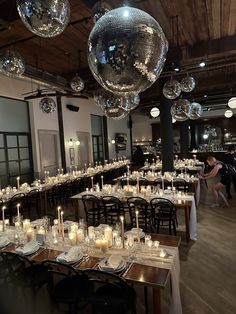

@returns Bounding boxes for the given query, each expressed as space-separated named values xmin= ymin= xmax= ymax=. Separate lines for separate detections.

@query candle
xmin=91 ymin=177 xmax=94 ymax=190
xmin=53 ymin=219 xmax=58 ymax=226
xmin=120 ymin=216 xmax=125 ymax=249
xmin=161 ymin=176 xmax=164 ymax=191
xmin=127 ymin=177 xmax=129 ymax=187
xmin=70 ymin=223 xmax=78 ymax=233
xmin=60 ymin=211 xmax=64 ymax=241
xmin=15 ymin=221 xmax=20 ymax=229
xmin=100 ymin=238 xmax=108 ymax=254
xmin=153 ymin=241 xmax=160 ymax=248
xmin=68 ymin=231 xmax=77 ymax=246
xmin=61 ymin=169 xmax=64 ymax=175
xmin=101 ymin=176 xmax=104 ymax=190
xmin=95 ymin=238 xmax=102 ymax=248
xmin=135 ymin=210 xmax=140 ymax=243
xmin=104 ymin=227 xmax=113 ymax=247
xmin=57 ymin=206 xmax=61 ymax=235
xmin=57 ymin=169 xmax=60 ymax=175
xmin=52 ymin=225 xmax=58 ymax=238
xmin=16 ymin=203 xmax=20 ymax=223
xmin=37 ymin=226 xmax=45 ymax=235
xmin=2 ymin=206 xmax=6 ymax=232
xmin=160 ymin=249 xmax=166 ymax=258
xmin=76 ymin=229 xmax=84 ymax=243
xmin=23 ymin=219 xmax=31 ymax=232
xmin=16 ymin=177 xmax=20 ymax=190
xmin=26 ymin=227 xmax=34 ymax=242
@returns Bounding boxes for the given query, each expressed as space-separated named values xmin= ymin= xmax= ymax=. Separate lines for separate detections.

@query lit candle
xmin=37 ymin=226 xmax=46 ymax=235
xmin=91 ymin=176 xmax=94 ymax=190
xmin=57 ymin=169 xmax=60 ymax=175
xmin=100 ymin=238 xmax=108 ymax=254
xmin=70 ymin=223 xmax=78 ymax=233
xmin=60 ymin=211 xmax=64 ymax=241
xmin=26 ymin=227 xmax=34 ymax=242
xmin=135 ymin=210 xmax=140 ymax=243
xmin=120 ymin=216 xmax=125 ymax=249
xmin=160 ymin=249 xmax=166 ymax=258
xmin=101 ymin=176 xmax=104 ymax=190
xmin=95 ymin=238 xmax=102 ymax=248
xmin=16 ymin=177 xmax=20 ymax=190
xmin=2 ymin=206 xmax=6 ymax=232
xmin=76 ymin=229 xmax=84 ymax=243
xmin=57 ymin=206 xmax=61 ymax=235
xmin=23 ymin=219 xmax=31 ymax=232
xmin=61 ymin=169 xmax=64 ymax=175
xmin=68 ymin=231 xmax=77 ymax=246
xmin=44 ymin=171 xmax=47 ymax=181
xmin=104 ymin=226 xmax=113 ymax=247
xmin=127 ymin=177 xmax=129 ymax=187
xmin=88 ymin=226 xmax=95 ymax=239
xmin=16 ymin=203 xmax=20 ymax=223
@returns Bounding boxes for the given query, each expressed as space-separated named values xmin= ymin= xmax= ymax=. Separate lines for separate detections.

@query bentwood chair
xmin=127 ymin=197 xmax=153 ymax=232
xmin=25 ymin=188 xmax=40 ymax=219
xmin=82 ymin=194 xmax=105 ymax=226
xmin=101 ymin=196 xmax=124 ymax=225
xmin=150 ymin=198 xmax=177 ymax=235
xmin=83 ymin=269 xmax=136 ymax=314
xmin=42 ymin=260 xmax=92 ymax=314
xmin=173 ymin=178 xmax=190 ymax=193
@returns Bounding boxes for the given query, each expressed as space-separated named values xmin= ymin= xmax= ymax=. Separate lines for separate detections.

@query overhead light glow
xmin=123 ymin=9 xmax=129 ymax=17
xmin=172 ymin=118 xmax=176 ymax=123
xmin=224 ymin=109 xmax=233 ymax=118
xmin=150 ymin=107 xmax=160 ymax=118
xmin=203 ymin=134 xmax=209 ymax=139
xmin=228 ymin=97 xmax=236 ymax=109
xmin=199 ymin=60 xmax=206 ymax=68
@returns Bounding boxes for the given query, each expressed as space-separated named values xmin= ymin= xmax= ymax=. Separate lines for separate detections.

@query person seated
xmin=132 ymin=146 xmax=145 ymax=168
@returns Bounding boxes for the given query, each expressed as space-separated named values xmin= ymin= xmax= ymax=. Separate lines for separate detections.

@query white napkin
xmin=15 ymin=240 xmax=39 ymax=255
xmin=0 ymin=236 xmax=9 ymax=248
xmin=131 ymin=228 xmax=143 ymax=234
xmin=101 ymin=255 xmax=123 ymax=271
xmin=57 ymin=246 xmax=82 ymax=262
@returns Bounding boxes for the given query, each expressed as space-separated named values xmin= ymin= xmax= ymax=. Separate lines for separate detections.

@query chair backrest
xmin=150 ymin=197 xmax=175 ymax=215
xmin=42 ymin=260 xmax=79 ymax=277
xmin=119 ymin=177 xmax=136 ymax=188
xmin=82 ymin=194 xmax=101 ymax=213
xmin=173 ymin=179 xmax=189 ymax=192
xmin=101 ymin=195 xmax=123 ymax=213
xmin=127 ymin=197 xmax=150 ymax=228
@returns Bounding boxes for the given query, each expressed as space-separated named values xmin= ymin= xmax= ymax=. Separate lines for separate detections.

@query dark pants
xmin=226 ymin=174 xmax=236 ymax=197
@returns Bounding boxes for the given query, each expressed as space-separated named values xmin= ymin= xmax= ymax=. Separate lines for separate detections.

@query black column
xmin=160 ymin=93 xmax=174 ymax=172
xmin=56 ymin=95 xmax=66 ymax=170
xmin=102 ymin=115 xmax=109 ymax=161
xmin=190 ymin=120 xmax=197 ymax=150
xmin=180 ymin=120 xmax=189 ymax=158
xmin=128 ymin=114 xmax=133 ymax=159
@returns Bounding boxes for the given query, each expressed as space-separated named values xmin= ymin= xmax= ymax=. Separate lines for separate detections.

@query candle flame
xmin=61 ymin=211 xmax=64 ymax=215
xmin=57 ymin=206 xmax=61 ymax=210
xmin=17 ymin=203 xmax=20 ymax=207
xmin=2 ymin=206 xmax=6 ymax=210
xmin=120 ymin=216 xmax=124 ymax=221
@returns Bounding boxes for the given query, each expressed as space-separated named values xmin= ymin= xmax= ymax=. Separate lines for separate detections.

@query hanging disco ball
xmin=180 ymin=75 xmax=196 ymax=93
xmin=39 ymin=97 xmax=56 ymax=113
xmin=118 ymin=94 xmax=140 ymax=111
xmin=98 ymin=94 xmax=129 ymax=119
xmin=163 ymin=80 xmax=181 ymax=99
xmin=189 ymin=102 xmax=203 ymax=120
xmin=92 ymin=1 xmax=112 ymax=23
xmin=0 ymin=50 xmax=25 ymax=77
xmin=70 ymin=74 xmax=84 ymax=92
xmin=17 ymin=0 xmax=70 ymax=38
xmin=171 ymin=99 xmax=191 ymax=121
xmin=88 ymin=6 xmax=168 ymax=96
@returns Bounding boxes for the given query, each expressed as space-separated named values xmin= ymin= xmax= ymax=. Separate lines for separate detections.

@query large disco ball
xmin=88 ymin=6 xmax=168 ymax=96
xmin=70 ymin=74 xmax=84 ymax=92
xmin=171 ymin=99 xmax=191 ymax=121
xmin=181 ymin=75 xmax=196 ymax=93
xmin=0 ymin=50 xmax=25 ymax=77
xmin=17 ymin=0 xmax=70 ymax=38
xmin=189 ymin=102 xmax=203 ymax=120
xmin=163 ymin=80 xmax=181 ymax=99
xmin=92 ymin=1 xmax=112 ymax=23
xmin=39 ymin=97 xmax=56 ymax=113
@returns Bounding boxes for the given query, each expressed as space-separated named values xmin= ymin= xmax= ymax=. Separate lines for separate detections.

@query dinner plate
xmin=0 ymin=240 xmax=10 ymax=248
xmin=124 ymin=231 xmax=145 ymax=239
xmin=17 ymin=245 xmax=40 ymax=256
xmin=98 ymin=259 xmax=127 ymax=273
xmin=56 ymin=252 xmax=83 ymax=265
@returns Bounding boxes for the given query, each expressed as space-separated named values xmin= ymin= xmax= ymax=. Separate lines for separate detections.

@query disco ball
xmin=70 ymin=74 xmax=84 ymax=92
xmin=118 ymin=94 xmax=140 ymax=111
xmin=180 ymin=75 xmax=196 ymax=93
xmin=189 ymin=102 xmax=203 ymax=120
xmin=39 ymin=97 xmax=56 ymax=113
xmin=0 ymin=50 xmax=25 ymax=77
xmin=163 ymin=80 xmax=181 ymax=99
xmin=88 ymin=6 xmax=168 ymax=96
xmin=92 ymin=1 xmax=112 ymax=23
xmin=99 ymin=94 xmax=129 ymax=119
xmin=17 ymin=0 xmax=70 ymax=38
xmin=171 ymin=99 xmax=191 ymax=121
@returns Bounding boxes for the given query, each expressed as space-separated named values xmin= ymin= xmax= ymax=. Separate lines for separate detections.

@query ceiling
xmin=0 ymin=0 xmax=236 ymax=109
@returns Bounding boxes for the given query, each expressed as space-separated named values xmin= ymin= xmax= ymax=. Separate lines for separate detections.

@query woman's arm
xmin=201 ymin=164 xmax=221 ymax=179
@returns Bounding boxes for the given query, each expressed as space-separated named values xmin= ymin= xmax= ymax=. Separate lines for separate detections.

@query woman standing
xmin=199 ymin=156 xmax=230 ymax=207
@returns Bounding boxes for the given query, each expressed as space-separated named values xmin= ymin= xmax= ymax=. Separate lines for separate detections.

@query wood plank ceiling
xmin=0 ymin=0 xmax=236 ymax=106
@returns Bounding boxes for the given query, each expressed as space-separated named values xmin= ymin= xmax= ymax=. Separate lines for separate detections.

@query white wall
xmin=132 ymin=113 xmax=154 ymax=142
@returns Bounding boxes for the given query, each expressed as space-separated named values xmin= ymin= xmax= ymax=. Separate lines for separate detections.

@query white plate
xmin=18 ymin=245 xmax=40 ymax=256
xmin=0 ymin=240 xmax=10 ymax=248
xmin=56 ymin=252 xmax=83 ymax=265
xmin=124 ymin=231 xmax=145 ymax=239
xmin=98 ymin=259 xmax=127 ymax=273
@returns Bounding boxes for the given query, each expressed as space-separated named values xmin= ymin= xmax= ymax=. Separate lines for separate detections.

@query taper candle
xmin=60 ymin=211 xmax=64 ymax=241
xmin=135 ymin=210 xmax=140 ymax=243
xmin=101 ymin=175 xmax=104 ymax=190
xmin=91 ymin=176 xmax=94 ymax=190
xmin=2 ymin=206 xmax=6 ymax=232
xmin=57 ymin=206 xmax=61 ymax=235
xmin=16 ymin=177 xmax=20 ymax=190
xmin=17 ymin=203 xmax=20 ymax=223
xmin=120 ymin=216 xmax=125 ymax=249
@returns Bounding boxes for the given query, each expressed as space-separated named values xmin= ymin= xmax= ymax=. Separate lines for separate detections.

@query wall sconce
xmin=67 ymin=138 xmax=81 ymax=146
xmin=111 ymin=139 xmax=115 ymax=144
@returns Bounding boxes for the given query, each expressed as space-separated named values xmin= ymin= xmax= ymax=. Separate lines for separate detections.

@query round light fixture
xmin=228 ymin=97 xmax=236 ymax=109
xmin=150 ymin=107 xmax=160 ymax=118
xmin=199 ymin=60 xmax=206 ymax=68
xmin=203 ymin=134 xmax=209 ymax=139
xmin=224 ymin=109 xmax=233 ymax=118
xmin=111 ymin=139 xmax=115 ymax=144
xmin=75 ymin=140 xmax=80 ymax=146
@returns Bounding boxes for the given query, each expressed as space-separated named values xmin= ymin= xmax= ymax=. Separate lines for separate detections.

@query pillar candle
xmin=26 ymin=227 xmax=34 ymax=242
xmin=70 ymin=223 xmax=78 ymax=233
xmin=120 ymin=216 xmax=125 ymax=249
xmin=68 ymin=231 xmax=77 ymax=246
xmin=16 ymin=177 xmax=20 ymax=190
xmin=100 ymin=239 xmax=108 ymax=253
xmin=135 ymin=210 xmax=140 ymax=243
xmin=16 ymin=203 xmax=20 ymax=223
xmin=95 ymin=238 xmax=102 ymax=248
xmin=60 ymin=211 xmax=65 ymax=242
xmin=104 ymin=226 xmax=113 ymax=247
xmin=76 ymin=229 xmax=84 ymax=243
xmin=23 ymin=219 xmax=31 ymax=232
xmin=2 ymin=206 xmax=6 ymax=232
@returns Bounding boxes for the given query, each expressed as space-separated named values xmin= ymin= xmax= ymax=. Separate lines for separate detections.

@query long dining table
xmin=0 ymin=232 xmax=181 ymax=314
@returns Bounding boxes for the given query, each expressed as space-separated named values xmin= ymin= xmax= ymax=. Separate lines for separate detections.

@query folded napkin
xmin=15 ymin=240 xmax=39 ymax=255
xmin=130 ymin=228 xmax=143 ymax=234
xmin=0 ymin=236 xmax=9 ymax=248
xmin=57 ymin=246 xmax=82 ymax=263
xmin=101 ymin=255 xmax=123 ymax=271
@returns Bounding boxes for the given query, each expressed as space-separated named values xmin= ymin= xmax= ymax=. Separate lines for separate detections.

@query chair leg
xmin=144 ymin=286 xmax=149 ymax=314
xmin=169 ymin=221 xmax=172 ymax=235
xmin=172 ymin=220 xmax=177 ymax=235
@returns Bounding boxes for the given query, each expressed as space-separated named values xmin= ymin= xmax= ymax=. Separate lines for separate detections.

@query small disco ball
xmin=92 ymin=1 xmax=112 ymax=23
xmin=118 ymin=94 xmax=140 ymax=111
xmin=88 ymin=6 xmax=168 ymax=96
xmin=171 ymin=99 xmax=191 ymax=121
xmin=17 ymin=0 xmax=70 ymax=38
xmin=189 ymin=102 xmax=203 ymax=120
xmin=180 ymin=75 xmax=196 ymax=93
xmin=99 ymin=94 xmax=129 ymax=119
xmin=70 ymin=74 xmax=84 ymax=92
xmin=0 ymin=50 xmax=25 ymax=77
xmin=39 ymin=97 xmax=56 ymax=113
xmin=163 ymin=80 xmax=181 ymax=99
